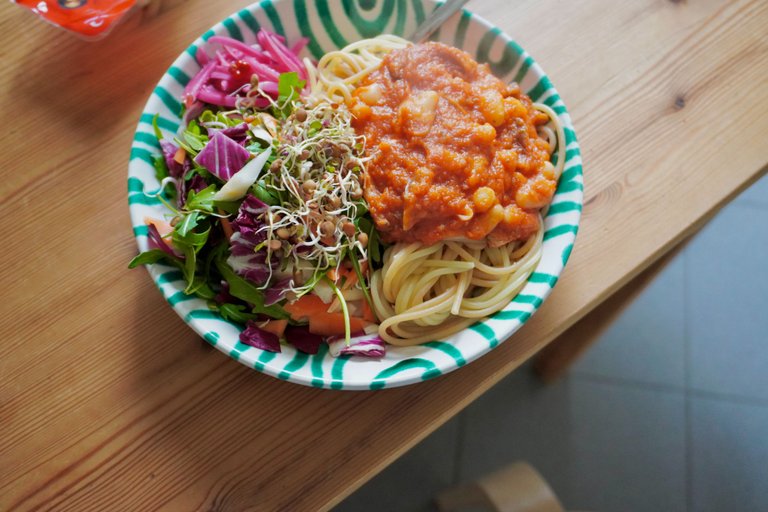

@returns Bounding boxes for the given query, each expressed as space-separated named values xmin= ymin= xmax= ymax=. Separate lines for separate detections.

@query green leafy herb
xmin=174 ymin=136 xmax=197 ymax=156
xmin=215 ymin=255 xmax=290 ymax=319
xmin=153 ymin=155 xmax=170 ymax=183
xmin=349 ymin=254 xmax=374 ymax=310
xmin=354 ymin=201 xmax=368 ymax=217
xmin=183 ymin=131 xmax=206 ymax=152
xmin=355 ymin=215 xmax=382 ymax=265
xmin=188 ymin=275 xmax=216 ymax=300
xmin=245 ymin=141 xmax=269 ymax=153
xmin=252 ymin=182 xmax=280 ymax=206
xmin=356 ymin=216 xmax=372 ymax=233
xmin=213 ymin=199 xmax=242 ymax=215
xmin=274 ymin=72 xmax=306 ymax=118
xmin=175 ymin=211 xmax=200 ymax=237
xmin=151 ymin=113 xmax=164 ymax=142
xmin=172 ymin=222 xmax=211 ymax=294
xmin=128 ymin=249 xmax=181 ymax=269
xmin=218 ymin=303 xmax=259 ymax=323
xmin=172 ymin=224 xmax=210 ymax=249
xmin=184 ymin=166 xmax=216 ymax=186
xmin=185 ymin=184 xmax=218 ymax=213
xmin=367 ymin=227 xmax=382 ymax=265
xmin=179 ymin=245 xmax=200 ymax=294
xmin=174 ymin=120 xmax=209 ymax=155
xmin=199 ymin=109 xmax=244 ymax=127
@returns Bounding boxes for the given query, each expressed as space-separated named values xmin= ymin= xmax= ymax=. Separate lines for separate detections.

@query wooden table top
xmin=2 ymin=0 xmax=766 ymax=510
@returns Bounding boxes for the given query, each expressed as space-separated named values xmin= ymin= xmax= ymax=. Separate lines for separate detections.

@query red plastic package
xmin=13 ymin=0 xmax=138 ymax=38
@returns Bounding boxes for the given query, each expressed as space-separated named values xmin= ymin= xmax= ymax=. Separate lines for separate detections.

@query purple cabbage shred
xmin=193 ymin=130 xmax=251 ymax=181
xmin=327 ymin=333 xmax=386 ymax=358
xmin=147 ymin=223 xmax=182 ymax=259
xmin=285 ymin=326 xmax=324 ymax=354
xmin=239 ymin=320 xmax=281 ymax=352
xmin=227 ymin=194 xmax=272 ymax=285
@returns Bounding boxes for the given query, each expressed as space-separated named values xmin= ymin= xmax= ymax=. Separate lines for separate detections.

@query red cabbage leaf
xmin=193 ymin=130 xmax=251 ymax=181
xmin=240 ymin=320 xmax=281 ymax=352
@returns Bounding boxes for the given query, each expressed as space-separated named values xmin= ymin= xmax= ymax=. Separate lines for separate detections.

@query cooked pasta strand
xmin=310 ymin=37 xmax=566 ymax=346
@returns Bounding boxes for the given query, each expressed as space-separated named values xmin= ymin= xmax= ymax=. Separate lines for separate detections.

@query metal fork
xmin=410 ymin=0 xmax=471 ymax=43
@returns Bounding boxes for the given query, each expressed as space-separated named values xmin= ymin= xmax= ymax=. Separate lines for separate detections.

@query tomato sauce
xmin=349 ymin=42 xmax=556 ymax=246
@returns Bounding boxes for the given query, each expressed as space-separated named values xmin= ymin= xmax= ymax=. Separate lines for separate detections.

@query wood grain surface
xmin=2 ymin=0 xmax=767 ymax=510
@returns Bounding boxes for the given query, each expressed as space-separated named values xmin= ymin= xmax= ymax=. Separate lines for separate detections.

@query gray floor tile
xmin=691 ymin=397 xmax=768 ymax=512
xmin=734 ymin=172 xmax=768 ymax=208
xmin=566 ymin=379 xmax=686 ymax=512
xmin=458 ymin=370 xmax=686 ymax=512
xmin=572 ymin=254 xmax=686 ymax=388
xmin=456 ymin=366 xmax=573 ymax=496
xmin=333 ymin=416 xmax=460 ymax=512
xmin=686 ymin=203 xmax=768 ymax=401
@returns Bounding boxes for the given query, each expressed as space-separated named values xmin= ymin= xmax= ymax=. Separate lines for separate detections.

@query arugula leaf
xmin=153 ymin=154 xmax=169 ymax=182
xmin=128 ymin=249 xmax=182 ymax=269
xmin=180 ymin=244 xmax=198 ymax=293
xmin=174 ymin=136 xmax=198 ymax=156
xmin=355 ymin=203 xmax=369 ymax=217
xmin=200 ymin=110 xmax=244 ymax=127
xmin=356 ymin=216 xmax=372 ymax=233
xmin=277 ymin=72 xmax=305 ymax=103
xmin=213 ymin=199 xmax=242 ymax=215
xmin=152 ymin=114 xmax=163 ymax=142
xmin=215 ymin=255 xmax=290 ymax=319
xmin=175 ymin=211 xmax=200 ymax=237
xmin=188 ymin=274 xmax=215 ymax=299
xmin=218 ymin=303 xmax=259 ymax=323
xmin=185 ymin=184 xmax=218 ymax=213
xmin=252 ymin=182 xmax=280 ymax=206
xmin=183 ymin=131 xmax=206 ymax=152
xmin=184 ymin=166 xmax=216 ymax=185
xmin=357 ymin=215 xmax=382 ymax=265
xmin=274 ymin=72 xmax=306 ymax=118
xmin=129 ymin=246 xmax=213 ymax=298
xmin=172 ymin=221 xmax=211 ymax=294
xmin=367 ymin=226 xmax=382 ymax=265
xmin=186 ymin=119 xmax=203 ymax=136
xmin=199 ymin=110 xmax=216 ymax=125
xmin=204 ymin=241 xmax=227 ymax=281
xmin=245 ymin=141 xmax=269 ymax=154
xmin=349 ymin=253 xmax=374 ymax=310
xmin=173 ymin=120 xmax=209 ymax=156
xmin=151 ymin=113 xmax=164 ymax=142
xmin=172 ymin=224 xmax=211 ymax=251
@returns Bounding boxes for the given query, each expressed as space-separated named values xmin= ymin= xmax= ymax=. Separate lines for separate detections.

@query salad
xmin=130 ymin=31 xmax=385 ymax=358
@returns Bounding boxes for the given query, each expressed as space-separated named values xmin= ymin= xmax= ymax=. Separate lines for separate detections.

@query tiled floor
xmin=334 ymin=173 xmax=768 ymax=512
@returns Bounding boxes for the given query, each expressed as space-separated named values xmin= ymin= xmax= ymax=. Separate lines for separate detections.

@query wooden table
xmin=2 ymin=1 xmax=766 ymax=510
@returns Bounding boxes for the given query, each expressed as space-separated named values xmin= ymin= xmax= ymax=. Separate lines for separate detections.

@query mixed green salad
xmin=131 ymin=31 xmax=385 ymax=357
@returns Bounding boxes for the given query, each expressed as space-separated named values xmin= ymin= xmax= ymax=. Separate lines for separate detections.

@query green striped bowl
xmin=128 ymin=0 xmax=582 ymax=390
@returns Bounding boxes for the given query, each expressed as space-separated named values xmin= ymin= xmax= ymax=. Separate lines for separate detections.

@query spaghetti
xmin=309 ymin=38 xmax=565 ymax=345
xmin=307 ymin=35 xmax=411 ymax=103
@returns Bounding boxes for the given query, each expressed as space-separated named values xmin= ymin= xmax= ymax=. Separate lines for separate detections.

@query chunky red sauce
xmin=349 ymin=42 xmax=555 ymax=246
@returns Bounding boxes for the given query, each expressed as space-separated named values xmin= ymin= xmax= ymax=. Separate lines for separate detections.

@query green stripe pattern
xmin=127 ymin=0 xmax=582 ymax=390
